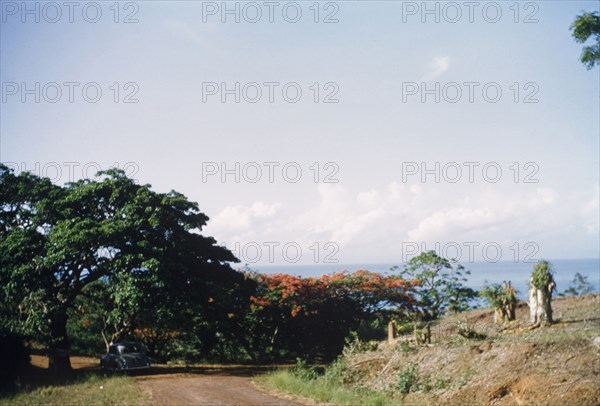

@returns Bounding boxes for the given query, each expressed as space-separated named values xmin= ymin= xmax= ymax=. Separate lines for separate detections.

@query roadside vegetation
xmin=256 ymin=362 xmax=394 ymax=406
xmin=0 ymin=373 xmax=146 ymax=406
xmin=259 ymin=294 xmax=600 ymax=405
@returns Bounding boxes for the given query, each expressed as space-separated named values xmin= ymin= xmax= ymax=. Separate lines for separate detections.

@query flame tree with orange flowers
xmin=228 ymin=270 xmax=418 ymax=362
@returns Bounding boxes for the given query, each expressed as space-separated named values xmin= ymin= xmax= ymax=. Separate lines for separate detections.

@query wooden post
xmin=388 ymin=321 xmax=395 ymax=344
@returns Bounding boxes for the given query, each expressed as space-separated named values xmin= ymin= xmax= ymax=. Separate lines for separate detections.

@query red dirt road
xmin=137 ymin=371 xmax=305 ymax=406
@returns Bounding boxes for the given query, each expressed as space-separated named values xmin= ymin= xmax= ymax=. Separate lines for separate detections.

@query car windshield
xmin=116 ymin=343 xmax=142 ymax=354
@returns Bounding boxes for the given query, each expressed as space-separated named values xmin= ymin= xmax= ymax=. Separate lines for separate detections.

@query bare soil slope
xmin=344 ymin=294 xmax=600 ymax=405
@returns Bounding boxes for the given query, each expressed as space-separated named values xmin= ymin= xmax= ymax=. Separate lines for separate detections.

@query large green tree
xmin=393 ymin=251 xmax=476 ymax=320
xmin=571 ymin=11 xmax=600 ymax=69
xmin=0 ymin=165 xmax=240 ymax=373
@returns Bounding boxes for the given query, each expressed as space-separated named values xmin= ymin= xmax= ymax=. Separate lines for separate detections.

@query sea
xmin=252 ymin=258 xmax=600 ymax=301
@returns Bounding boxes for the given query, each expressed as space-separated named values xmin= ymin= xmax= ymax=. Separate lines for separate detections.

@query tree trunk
xmin=502 ymin=281 xmax=516 ymax=322
xmin=539 ymin=287 xmax=553 ymax=325
xmin=387 ymin=321 xmax=397 ymax=344
xmin=494 ymin=308 xmax=503 ymax=324
xmin=48 ymin=309 xmax=72 ymax=374
xmin=492 ymin=281 xmax=516 ymax=324
xmin=101 ymin=329 xmax=111 ymax=353
xmin=528 ymin=284 xmax=538 ymax=323
xmin=528 ymin=281 xmax=553 ymax=326
xmin=506 ymin=300 xmax=516 ymax=321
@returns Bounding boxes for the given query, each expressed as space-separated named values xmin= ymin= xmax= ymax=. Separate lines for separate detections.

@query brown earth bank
xmin=341 ymin=294 xmax=600 ymax=406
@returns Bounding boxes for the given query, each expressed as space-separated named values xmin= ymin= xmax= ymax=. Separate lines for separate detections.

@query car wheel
xmin=114 ymin=360 xmax=126 ymax=373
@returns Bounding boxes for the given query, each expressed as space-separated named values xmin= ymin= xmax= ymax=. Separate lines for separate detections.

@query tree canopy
xmin=571 ymin=11 xmax=600 ymax=69
xmin=392 ymin=251 xmax=476 ymax=320
xmin=562 ymin=272 xmax=593 ymax=296
xmin=236 ymin=270 xmax=417 ymax=362
xmin=0 ymin=165 xmax=242 ymax=373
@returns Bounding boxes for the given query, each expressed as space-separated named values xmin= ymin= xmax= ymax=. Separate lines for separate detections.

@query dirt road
xmin=136 ymin=368 xmax=305 ymax=406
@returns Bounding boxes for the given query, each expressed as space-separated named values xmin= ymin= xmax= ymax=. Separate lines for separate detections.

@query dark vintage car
xmin=100 ymin=342 xmax=151 ymax=372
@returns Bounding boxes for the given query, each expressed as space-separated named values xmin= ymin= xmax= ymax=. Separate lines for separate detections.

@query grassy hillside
xmin=258 ymin=294 xmax=600 ymax=405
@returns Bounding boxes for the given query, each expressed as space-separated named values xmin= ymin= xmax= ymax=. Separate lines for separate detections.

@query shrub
xmin=434 ymin=377 xmax=450 ymax=390
xmin=456 ymin=319 xmax=487 ymax=340
xmin=563 ymin=273 xmax=593 ymax=296
xmin=292 ymin=358 xmax=321 ymax=381
xmin=396 ymin=364 xmax=419 ymax=393
xmin=416 ymin=375 xmax=432 ymax=392
xmin=396 ymin=341 xmax=413 ymax=353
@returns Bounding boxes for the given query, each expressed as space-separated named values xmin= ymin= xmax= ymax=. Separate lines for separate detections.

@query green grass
xmin=256 ymin=369 xmax=399 ymax=406
xmin=0 ymin=374 xmax=147 ymax=406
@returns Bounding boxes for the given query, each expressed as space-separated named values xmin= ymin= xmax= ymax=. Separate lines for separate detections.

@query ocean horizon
xmin=250 ymin=258 xmax=600 ymax=300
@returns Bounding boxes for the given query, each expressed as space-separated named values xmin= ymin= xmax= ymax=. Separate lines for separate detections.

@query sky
xmin=1 ymin=0 xmax=599 ymax=266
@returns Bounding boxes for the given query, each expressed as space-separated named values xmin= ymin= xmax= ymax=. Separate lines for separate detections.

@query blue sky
xmin=1 ymin=1 xmax=599 ymax=265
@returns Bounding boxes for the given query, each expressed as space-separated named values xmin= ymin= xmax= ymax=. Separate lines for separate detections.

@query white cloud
xmin=207 ymin=201 xmax=282 ymax=239
xmin=407 ymin=207 xmax=498 ymax=241
xmin=534 ymin=187 xmax=557 ymax=206
xmin=203 ymin=180 xmax=597 ymax=264
xmin=206 ymin=182 xmax=422 ymax=261
xmin=421 ymin=56 xmax=450 ymax=81
xmin=357 ymin=189 xmax=381 ymax=208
